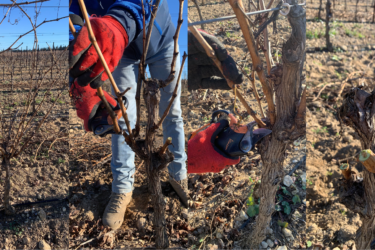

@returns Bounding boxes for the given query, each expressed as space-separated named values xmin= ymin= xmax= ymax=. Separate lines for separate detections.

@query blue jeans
xmin=110 ymin=43 xmax=187 ymax=194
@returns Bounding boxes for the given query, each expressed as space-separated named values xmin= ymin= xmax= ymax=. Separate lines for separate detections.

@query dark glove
xmin=69 ymin=80 xmax=121 ymax=132
xmin=188 ymin=30 xmax=243 ymax=91
xmin=188 ymin=116 xmax=240 ymax=174
xmin=69 ymin=16 xmax=128 ymax=89
xmin=69 ymin=13 xmax=83 ymax=41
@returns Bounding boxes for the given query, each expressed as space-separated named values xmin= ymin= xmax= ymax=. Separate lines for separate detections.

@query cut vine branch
xmin=228 ymin=0 xmax=276 ymax=125
xmin=73 ymin=0 xmax=186 ymax=248
xmin=188 ymin=18 xmax=266 ymax=128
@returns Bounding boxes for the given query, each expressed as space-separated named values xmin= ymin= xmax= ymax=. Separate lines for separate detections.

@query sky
xmin=0 ymin=0 xmax=187 ymax=77
xmin=0 ymin=0 xmax=68 ymax=51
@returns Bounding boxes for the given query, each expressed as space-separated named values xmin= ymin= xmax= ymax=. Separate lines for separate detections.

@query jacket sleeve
xmin=69 ymin=0 xmax=83 ymax=41
xmin=69 ymin=0 xmax=151 ymax=44
xmin=106 ymin=0 xmax=155 ymax=43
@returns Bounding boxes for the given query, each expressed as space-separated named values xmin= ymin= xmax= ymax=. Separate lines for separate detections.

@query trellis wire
xmin=188 ymin=2 xmax=306 ymax=27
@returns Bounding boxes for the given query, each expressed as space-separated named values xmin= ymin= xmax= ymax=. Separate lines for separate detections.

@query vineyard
xmin=188 ymin=0 xmax=307 ymax=249
xmin=0 ymin=1 xmax=69 ymax=248
xmin=0 ymin=50 xmax=68 ymax=83
xmin=306 ymin=0 xmax=375 ymax=249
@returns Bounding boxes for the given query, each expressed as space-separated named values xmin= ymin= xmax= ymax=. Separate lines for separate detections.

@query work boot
xmin=102 ymin=191 xmax=132 ymax=230
xmin=169 ymin=176 xmax=189 ymax=207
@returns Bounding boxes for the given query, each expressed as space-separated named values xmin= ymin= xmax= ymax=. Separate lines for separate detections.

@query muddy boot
xmin=169 ymin=176 xmax=189 ymax=207
xmin=102 ymin=191 xmax=132 ymax=230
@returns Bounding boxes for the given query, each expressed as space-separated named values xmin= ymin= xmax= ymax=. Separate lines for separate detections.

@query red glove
xmin=69 ymin=81 xmax=121 ymax=132
xmin=69 ymin=16 xmax=128 ymax=89
xmin=188 ymin=119 xmax=240 ymax=174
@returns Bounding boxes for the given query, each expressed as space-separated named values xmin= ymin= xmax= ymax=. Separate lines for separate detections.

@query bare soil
xmin=0 ymin=51 xmax=69 ymax=250
xmin=68 ymin=82 xmax=190 ymax=249
xmin=305 ymin=0 xmax=375 ymax=249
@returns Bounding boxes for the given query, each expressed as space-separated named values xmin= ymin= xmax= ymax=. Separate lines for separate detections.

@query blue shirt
xmin=70 ymin=0 xmax=175 ymax=60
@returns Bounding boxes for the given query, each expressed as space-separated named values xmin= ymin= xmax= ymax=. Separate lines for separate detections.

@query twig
xmin=0 ymin=2 xmax=16 ymax=25
xmin=335 ymin=152 xmax=361 ymax=164
xmin=259 ymin=0 xmax=274 ymax=74
xmin=120 ymin=87 xmax=131 ymax=97
xmin=198 ymin=235 xmax=210 ymax=250
xmin=312 ymin=71 xmax=364 ymax=101
xmin=143 ymin=0 xmax=161 ymax=66
xmin=48 ymin=137 xmax=68 ymax=154
xmin=96 ymin=88 xmax=121 ymax=133
xmin=237 ymin=64 xmax=265 ymax=118
xmin=0 ymin=16 xmax=68 ymax=54
xmin=13 ymin=84 xmax=66 ymax=158
xmin=74 ymin=238 xmax=96 ymax=250
xmin=159 ymin=137 xmax=172 ymax=156
xmin=34 ymin=138 xmax=47 ymax=162
xmin=228 ymin=0 xmax=276 ymax=125
xmin=10 ymin=50 xmax=68 ymax=156
xmin=156 ymin=53 xmax=187 ymax=129
xmin=92 ymin=154 xmax=112 ymax=168
xmin=237 ymin=1 xmax=255 ymax=26
xmin=288 ymin=155 xmax=306 ymax=176
xmin=192 ymin=0 xmax=205 ymax=29
xmin=0 ymin=0 xmax=48 ymax=6
xmin=266 ymin=0 xmax=275 ymax=9
xmin=167 ymin=0 xmax=184 ymax=85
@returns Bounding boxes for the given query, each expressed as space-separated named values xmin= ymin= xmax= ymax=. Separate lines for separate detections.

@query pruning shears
xmin=91 ymin=97 xmax=129 ymax=137
xmin=190 ymin=110 xmax=272 ymax=157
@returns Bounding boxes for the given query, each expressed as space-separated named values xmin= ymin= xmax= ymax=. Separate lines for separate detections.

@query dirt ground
xmin=188 ymin=1 xmax=307 ymax=249
xmin=0 ymin=51 xmax=69 ymax=250
xmin=68 ymin=81 xmax=190 ymax=249
xmin=305 ymin=0 xmax=375 ymax=249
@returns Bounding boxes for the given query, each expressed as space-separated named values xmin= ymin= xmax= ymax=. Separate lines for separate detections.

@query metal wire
xmin=188 ymin=2 xmax=306 ymax=27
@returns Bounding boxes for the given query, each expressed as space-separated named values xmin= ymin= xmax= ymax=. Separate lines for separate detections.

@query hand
xmin=188 ymin=29 xmax=243 ymax=91
xmin=69 ymin=16 xmax=128 ymax=89
xmin=69 ymin=80 xmax=120 ymax=132
xmin=188 ymin=119 xmax=240 ymax=174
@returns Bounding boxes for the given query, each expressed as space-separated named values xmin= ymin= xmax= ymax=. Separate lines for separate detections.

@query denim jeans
xmin=110 ymin=42 xmax=187 ymax=194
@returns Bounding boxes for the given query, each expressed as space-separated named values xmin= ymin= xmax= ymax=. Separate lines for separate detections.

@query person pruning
xmin=187 ymin=29 xmax=272 ymax=174
xmin=69 ymin=0 xmax=189 ymax=230
xmin=69 ymin=0 xmax=246 ymax=230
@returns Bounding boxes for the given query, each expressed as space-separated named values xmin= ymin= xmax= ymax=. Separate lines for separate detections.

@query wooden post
xmin=192 ymin=0 xmax=205 ymax=29
xmin=51 ymin=54 xmax=53 ymax=79
xmin=2 ymin=157 xmax=14 ymax=215
xmin=11 ymin=66 xmax=14 ymax=92
xmin=319 ymin=0 xmax=322 ymax=19
xmin=355 ymin=0 xmax=359 ymax=22
xmin=326 ymin=0 xmax=333 ymax=52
